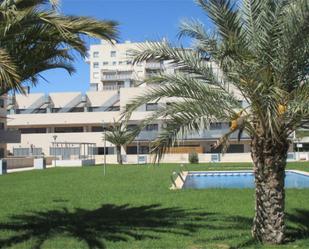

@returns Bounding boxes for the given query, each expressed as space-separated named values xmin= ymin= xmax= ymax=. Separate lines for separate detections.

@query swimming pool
xmin=181 ymin=170 xmax=309 ymax=189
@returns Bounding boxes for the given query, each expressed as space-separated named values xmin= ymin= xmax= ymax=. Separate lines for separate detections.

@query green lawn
xmin=0 ymin=162 xmax=308 ymax=249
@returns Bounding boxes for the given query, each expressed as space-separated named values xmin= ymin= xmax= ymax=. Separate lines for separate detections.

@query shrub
xmin=189 ymin=151 xmax=199 ymax=164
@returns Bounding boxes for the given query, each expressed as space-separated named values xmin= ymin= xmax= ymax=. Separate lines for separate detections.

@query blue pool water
xmin=182 ymin=171 xmax=309 ymax=189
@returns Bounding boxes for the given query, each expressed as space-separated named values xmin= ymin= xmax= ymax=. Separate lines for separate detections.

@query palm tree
xmin=0 ymin=0 xmax=118 ymax=94
xmin=104 ymin=120 xmax=138 ymax=164
xmin=125 ymin=0 xmax=309 ymax=244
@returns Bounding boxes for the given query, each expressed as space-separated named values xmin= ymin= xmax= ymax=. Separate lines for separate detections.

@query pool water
xmin=182 ymin=171 xmax=309 ymax=189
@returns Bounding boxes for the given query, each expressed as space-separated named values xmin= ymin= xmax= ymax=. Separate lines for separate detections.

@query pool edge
xmin=172 ymin=169 xmax=309 ymax=190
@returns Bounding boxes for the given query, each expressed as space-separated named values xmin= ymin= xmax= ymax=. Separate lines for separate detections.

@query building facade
xmin=6 ymin=41 xmax=255 ymax=162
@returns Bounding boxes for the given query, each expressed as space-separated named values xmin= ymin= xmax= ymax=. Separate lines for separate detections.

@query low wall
xmin=93 ymin=153 xmax=253 ymax=164
xmin=5 ymin=157 xmax=34 ymax=169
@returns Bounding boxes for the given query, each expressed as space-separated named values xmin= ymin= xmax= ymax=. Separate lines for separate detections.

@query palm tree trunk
xmin=251 ymin=135 xmax=289 ymax=244
xmin=116 ymin=145 xmax=122 ymax=165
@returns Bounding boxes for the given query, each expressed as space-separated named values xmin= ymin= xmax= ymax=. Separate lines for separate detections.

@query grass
xmin=0 ymin=162 xmax=308 ymax=249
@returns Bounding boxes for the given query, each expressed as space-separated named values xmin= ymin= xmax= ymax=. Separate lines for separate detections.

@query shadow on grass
xmin=286 ymin=209 xmax=309 ymax=241
xmin=0 ymin=204 xmax=212 ymax=249
xmin=0 ymin=205 xmax=307 ymax=249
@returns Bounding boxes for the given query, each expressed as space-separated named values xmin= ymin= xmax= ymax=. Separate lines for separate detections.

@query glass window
xmin=54 ymin=127 xmax=83 ymax=133
xmin=93 ymin=62 xmax=99 ymax=69
xmin=110 ymin=51 xmax=116 ymax=57
xmin=91 ymin=126 xmax=104 ymax=132
xmin=127 ymin=60 xmax=132 ymax=65
xmin=103 ymin=61 xmax=108 ymax=65
xmin=112 ymin=61 xmax=117 ymax=66
xmin=20 ymin=128 xmax=47 ymax=134
xmin=210 ymin=122 xmax=223 ymax=130
xmin=146 ymin=103 xmax=158 ymax=111
xmin=145 ymin=124 xmax=158 ymax=131
xmin=127 ymin=124 xmax=138 ymax=131
xmin=93 ymin=51 xmax=99 ymax=58
xmin=118 ymin=61 xmax=123 ymax=65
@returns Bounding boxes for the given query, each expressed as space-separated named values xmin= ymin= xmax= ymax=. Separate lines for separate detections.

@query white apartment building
xmin=6 ymin=40 xmax=253 ymax=163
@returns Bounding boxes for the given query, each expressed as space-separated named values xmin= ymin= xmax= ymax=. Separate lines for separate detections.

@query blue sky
xmin=32 ymin=0 xmax=210 ymax=93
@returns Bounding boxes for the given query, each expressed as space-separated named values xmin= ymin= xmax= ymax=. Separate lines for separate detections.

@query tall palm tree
xmin=104 ymin=120 xmax=138 ymax=164
xmin=125 ymin=0 xmax=309 ymax=244
xmin=0 ymin=0 xmax=118 ymax=94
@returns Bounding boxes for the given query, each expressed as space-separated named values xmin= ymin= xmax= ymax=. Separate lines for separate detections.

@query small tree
xmin=104 ymin=121 xmax=138 ymax=164
xmin=189 ymin=151 xmax=199 ymax=164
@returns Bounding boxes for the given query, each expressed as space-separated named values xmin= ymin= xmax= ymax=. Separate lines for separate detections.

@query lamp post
xmin=52 ymin=135 xmax=57 ymax=167
xmin=102 ymin=120 xmax=106 ymax=176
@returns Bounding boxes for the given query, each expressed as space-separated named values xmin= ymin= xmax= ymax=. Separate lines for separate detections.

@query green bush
xmin=188 ymin=151 xmax=199 ymax=164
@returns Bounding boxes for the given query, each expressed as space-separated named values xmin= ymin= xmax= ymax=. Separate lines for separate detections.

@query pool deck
xmin=172 ymin=169 xmax=309 ymax=190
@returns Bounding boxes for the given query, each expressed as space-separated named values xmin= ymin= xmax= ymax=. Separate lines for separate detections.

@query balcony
xmin=133 ymin=129 xmax=250 ymax=142
xmin=145 ymin=62 xmax=163 ymax=70
xmin=101 ymin=72 xmax=134 ymax=82
xmin=185 ymin=129 xmax=250 ymax=140
xmin=135 ymin=131 xmax=158 ymax=141
xmin=103 ymin=85 xmax=125 ymax=91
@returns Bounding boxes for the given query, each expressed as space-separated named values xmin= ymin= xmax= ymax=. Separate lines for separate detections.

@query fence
xmin=13 ymin=148 xmax=43 ymax=157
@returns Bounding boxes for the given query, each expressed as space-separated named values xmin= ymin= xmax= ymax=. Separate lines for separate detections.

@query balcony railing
xmin=102 ymin=85 xmax=124 ymax=91
xmin=145 ymin=62 xmax=163 ymax=70
xmin=101 ymin=73 xmax=134 ymax=81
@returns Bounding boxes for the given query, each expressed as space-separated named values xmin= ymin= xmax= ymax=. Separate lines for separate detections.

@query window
xmin=33 ymin=108 xmax=47 ymax=114
xmin=118 ymin=61 xmax=123 ymax=65
xmin=210 ymin=122 xmax=223 ymax=130
xmin=69 ymin=107 xmax=84 ymax=113
xmin=93 ymin=72 xmax=99 ymax=79
xmin=145 ymin=124 xmax=158 ymax=131
xmin=0 ymin=123 xmax=4 ymax=130
xmin=0 ymin=99 xmax=4 ymax=108
xmin=91 ymin=126 xmax=104 ymax=132
xmin=52 ymin=108 xmax=60 ymax=113
xmin=127 ymin=124 xmax=138 ymax=131
xmin=20 ymin=128 xmax=47 ymax=134
xmin=126 ymin=60 xmax=132 ymax=65
xmin=103 ymin=61 xmax=108 ymax=65
xmin=112 ymin=61 xmax=117 ymax=66
xmin=126 ymin=146 xmax=150 ymax=155
xmin=146 ymin=103 xmax=158 ymax=111
xmin=110 ymin=51 xmax=116 ymax=57
xmin=92 ymin=147 xmax=114 ymax=155
xmin=54 ymin=127 xmax=83 ymax=133
xmin=93 ymin=51 xmax=99 ymax=58
xmin=93 ymin=62 xmax=99 ymax=69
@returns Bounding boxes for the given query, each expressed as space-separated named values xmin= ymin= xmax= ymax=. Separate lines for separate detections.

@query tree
xmin=104 ymin=120 xmax=138 ymax=164
xmin=0 ymin=0 xmax=118 ymax=94
xmin=125 ymin=0 xmax=309 ymax=244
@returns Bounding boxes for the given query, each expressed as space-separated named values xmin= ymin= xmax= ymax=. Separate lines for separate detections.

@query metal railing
xmin=58 ymin=95 xmax=86 ymax=113
xmin=23 ymin=95 xmax=50 ymax=114
xmin=102 ymin=85 xmax=124 ymax=91
xmin=13 ymin=147 xmax=42 ymax=157
xmin=145 ymin=62 xmax=163 ymax=70
xmin=102 ymin=73 xmax=134 ymax=81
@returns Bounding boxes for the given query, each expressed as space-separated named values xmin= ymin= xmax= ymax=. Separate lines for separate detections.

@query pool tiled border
xmin=171 ymin=169 xmax=309 ymax=190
